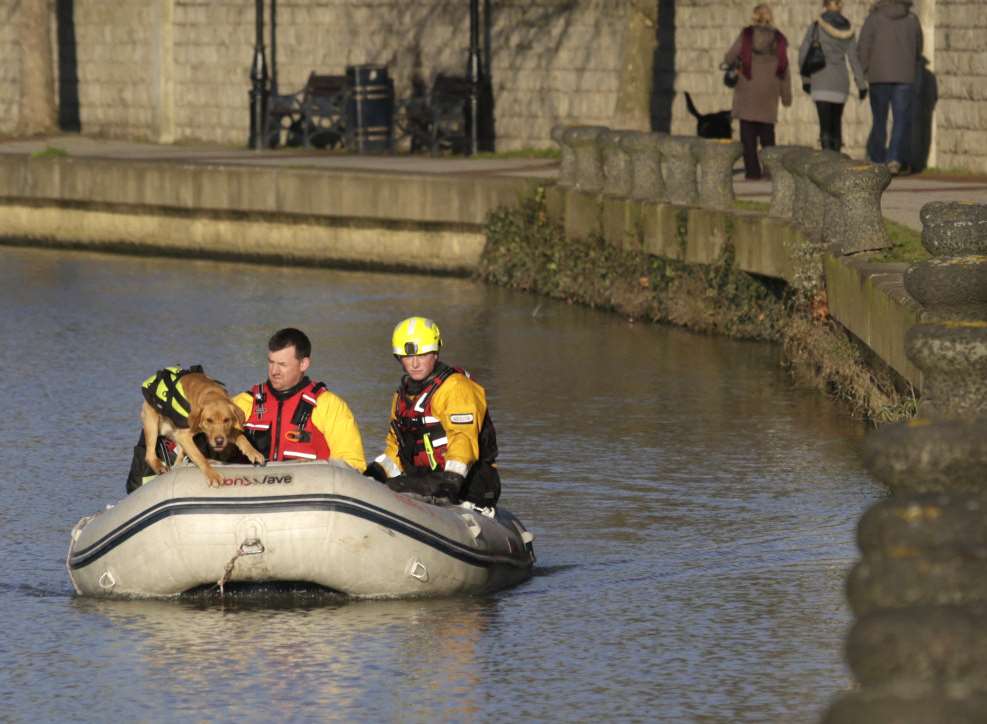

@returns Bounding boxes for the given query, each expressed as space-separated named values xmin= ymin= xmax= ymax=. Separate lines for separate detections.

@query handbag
xmin=720 ymin=61 xmax=739 ymax=89
xmin=800 ymin=22 xmax=826 ymax=76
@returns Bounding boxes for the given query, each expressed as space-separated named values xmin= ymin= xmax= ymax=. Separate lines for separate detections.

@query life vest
xmin=392 ymin=364 xmax=497 ymax=474
xmin=140 ymin=365 xmax=204 ymax=429
xmin=242 ymin=378 xmax=330 ymax=462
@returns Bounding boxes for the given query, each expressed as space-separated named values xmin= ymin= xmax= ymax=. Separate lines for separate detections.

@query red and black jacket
xmin=243 ymin=377 xmax=330 ymax=462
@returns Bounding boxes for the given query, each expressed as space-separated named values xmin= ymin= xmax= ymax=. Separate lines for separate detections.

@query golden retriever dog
xmin=141 ymin=371 xmax=264 ymax=485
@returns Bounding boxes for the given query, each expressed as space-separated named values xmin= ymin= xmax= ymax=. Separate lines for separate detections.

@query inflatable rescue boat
xmin=67 ymin=460 xmax=535 ymax=598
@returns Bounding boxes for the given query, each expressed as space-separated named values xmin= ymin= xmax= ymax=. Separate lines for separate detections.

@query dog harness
xmin=141 ymin=365 xmax=204 ymax=429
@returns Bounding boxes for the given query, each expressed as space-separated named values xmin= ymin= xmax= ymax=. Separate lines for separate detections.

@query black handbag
xmin=720 ymin=61 xmax=739 ymax=89
xmin=800 ymin=22 xmax=826 ymax=76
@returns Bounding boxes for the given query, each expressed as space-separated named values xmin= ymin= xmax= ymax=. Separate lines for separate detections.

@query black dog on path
xmin=684 ymin=92 xmax=732 ymax=139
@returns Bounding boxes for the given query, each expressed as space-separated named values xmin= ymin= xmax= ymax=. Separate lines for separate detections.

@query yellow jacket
xmin=380 ymin=371 xmax=487 ymax=478
xmin=233 ymin=387 xmax=366 ymax=472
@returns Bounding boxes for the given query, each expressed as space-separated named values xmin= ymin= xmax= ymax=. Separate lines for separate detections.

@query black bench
xmin=397 ymin=74 xmax=472 ymax=155
xmin=264 ymin=72 xmax=348 ymax=149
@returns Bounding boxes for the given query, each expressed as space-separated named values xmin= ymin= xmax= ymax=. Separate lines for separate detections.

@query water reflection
xmin=70 ymin=594 xmax=499 ymax=719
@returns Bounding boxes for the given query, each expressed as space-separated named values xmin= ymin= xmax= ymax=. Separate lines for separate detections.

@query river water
xmin=0 ymin=246 xmax=883 ymax=722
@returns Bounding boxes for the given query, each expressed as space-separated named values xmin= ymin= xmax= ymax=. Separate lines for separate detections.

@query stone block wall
xmin=0 ymin=0 xmax=985 ymax=171
xmin=0 ymin=2 xmax=21 ymax=135
xmin=934 ymin=0 xmax=987 ymax=172
xmin=71 ymin=1 xmax=159 ymax=140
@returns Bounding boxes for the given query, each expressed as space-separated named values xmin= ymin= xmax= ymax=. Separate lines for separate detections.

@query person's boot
xmin=819 ymin=133 xmax=830 ymax=151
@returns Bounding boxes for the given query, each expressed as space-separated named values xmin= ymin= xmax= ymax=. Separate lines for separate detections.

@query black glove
xmin=802 ymin=81 xmax=811 ymax=95
xmin=386 ymin=470 xmax=464 ymax=502
xmin=363 ymin=461 xmax=388 ymax=484
xmin=859 ymin=88 xmax=868 ymax=101
xmin=426 ymin=470 xmax=465 ymax=502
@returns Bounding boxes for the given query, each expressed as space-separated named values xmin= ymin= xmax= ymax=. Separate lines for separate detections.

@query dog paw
xmin=204 ymin=467 xmax=223 ymax=485
xmin=247 ymin=451 xmax=266 ymax=466
xmin=146 ymin=457 xmax=168 ymax=475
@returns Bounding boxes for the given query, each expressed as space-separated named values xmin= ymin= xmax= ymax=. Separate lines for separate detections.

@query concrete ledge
xmin=0 ymin=155 xmax=537 ymax=227
xmin=0 ymin=202 xmax=484 ymax=274
xmin=824 ymin=255 xmax=924 ymax=389
xmin=731 ymin=214 xmax=799 ymax=281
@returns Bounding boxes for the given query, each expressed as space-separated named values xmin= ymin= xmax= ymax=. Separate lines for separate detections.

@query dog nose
xmin=215 ymin=436 xmax=225 ymax=446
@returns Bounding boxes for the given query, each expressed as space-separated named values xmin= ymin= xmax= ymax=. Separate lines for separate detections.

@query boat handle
xmin=239 ymin=538 xmax=265 ymax=556
xmin=408 ymin=559 xmax=429 ymax=582
xmin=98 ymin=571 xmax=116 ymax=589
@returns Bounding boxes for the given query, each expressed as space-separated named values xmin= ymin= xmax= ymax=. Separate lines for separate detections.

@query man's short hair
xmin=268 ymin=328 xmax=311 ymax=360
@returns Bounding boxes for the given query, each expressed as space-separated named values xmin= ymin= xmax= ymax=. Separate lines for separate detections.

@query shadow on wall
xmin=910 ymin=56 xmax=937 ymax=173
xmin=651 ymin=0 xmax=675 ymax=133
xmin=55 ymin=0 xmax=80 ymax=132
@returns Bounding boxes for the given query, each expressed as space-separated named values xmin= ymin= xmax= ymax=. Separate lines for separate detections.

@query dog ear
xmin=232 ymin=403 xmax=247 ymax=430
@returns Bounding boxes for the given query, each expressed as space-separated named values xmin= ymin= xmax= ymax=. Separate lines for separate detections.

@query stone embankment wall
xmin=0 ymin=1 xmax=984 ymax=171
xmin=550 ymin=126 xmax=922 ymax=391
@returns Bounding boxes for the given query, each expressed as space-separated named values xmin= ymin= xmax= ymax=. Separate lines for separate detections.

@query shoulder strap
xmin=291 ymin=381 xmax=326 ymax=427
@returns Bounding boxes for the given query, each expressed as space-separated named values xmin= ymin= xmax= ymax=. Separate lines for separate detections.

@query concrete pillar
xmin=600 ymin=129 xmax=633 ymax=199
xmin=760 ymin=145 xmax=795 ymax=219
xmin=619 ymin=131 xmax=665 ymax=202
xmin=692 ymin=138 xmax=742 ymax=211
xmin=551 ymin=124 xmax=577 ymax=189
xmin=657 ymin=135 xmax=698 ymax=206
xmin=563 ymin=126 xmax=607 ymax=194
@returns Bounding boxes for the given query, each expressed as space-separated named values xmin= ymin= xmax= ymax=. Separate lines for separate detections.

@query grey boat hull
xmin=67 ymin=460 xmax=535 ymax=598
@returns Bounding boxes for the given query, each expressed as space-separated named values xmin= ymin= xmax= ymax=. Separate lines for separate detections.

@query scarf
xmin=740 ymin=26 xmax=790 ymax=80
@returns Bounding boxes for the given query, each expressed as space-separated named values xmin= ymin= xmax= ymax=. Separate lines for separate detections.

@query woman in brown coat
xmin=724 ymin=4 xmax=793 ymax=179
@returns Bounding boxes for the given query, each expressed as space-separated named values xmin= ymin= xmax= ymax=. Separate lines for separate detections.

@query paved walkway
xmin=3 ymin=135 xmax=986 ymax=232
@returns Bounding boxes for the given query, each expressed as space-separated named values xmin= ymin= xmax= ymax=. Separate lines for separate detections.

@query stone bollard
xmin=857 ymin=491 xmax=987 ymax=555
xmin=600 ymin=130 xmax=633 ymax=198
xmin=563 ymin=126 xmax=607 ymax=193
xmin=657 ymin=135 xmax=699 ymax=206
xmin=824 ymin=689 xmax=987 ymax=724
xmin=760 ymin=145 xmax=795 ymax=218
xmin=551 ymin=124 xmax=577 ymax=189
xmin=783 ymin=147 xmax=840 ymax=245
xmin=847 ymin=605 xmax=987 ymax=688
xmin=832 ymin=199 xmax=987 ymax=724
xmin=692 ymin=138 xmax=742 ymax=211
xmin=846 ymin=548 xmax=987 ymax=617
xmin=920 ymin=201 xmax=987 ymax=256
xmin=810 ymin=158 xmax=892 ymax=254
xmin=905 ymin=202 xmax=987 ymax=322
xmin=861 ymin=417 xmax=987 ymax=495
xmin=905 ymin=321 xmax=987 ymax=420
xmin=619 ymin=131 xmax=665 ymax=203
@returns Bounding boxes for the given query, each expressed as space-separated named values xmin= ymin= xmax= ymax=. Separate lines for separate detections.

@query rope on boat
xmin=215 ymin=538 xmax=265 ymax=595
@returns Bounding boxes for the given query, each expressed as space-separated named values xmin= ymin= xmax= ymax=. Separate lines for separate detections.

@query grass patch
xmin=734 ymin=199 xmax=770 ymax=213
xmin=30 ymin=146 xmax=69 ymax=159
xmin=870 ymin=219 xmax=928 ymax=264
